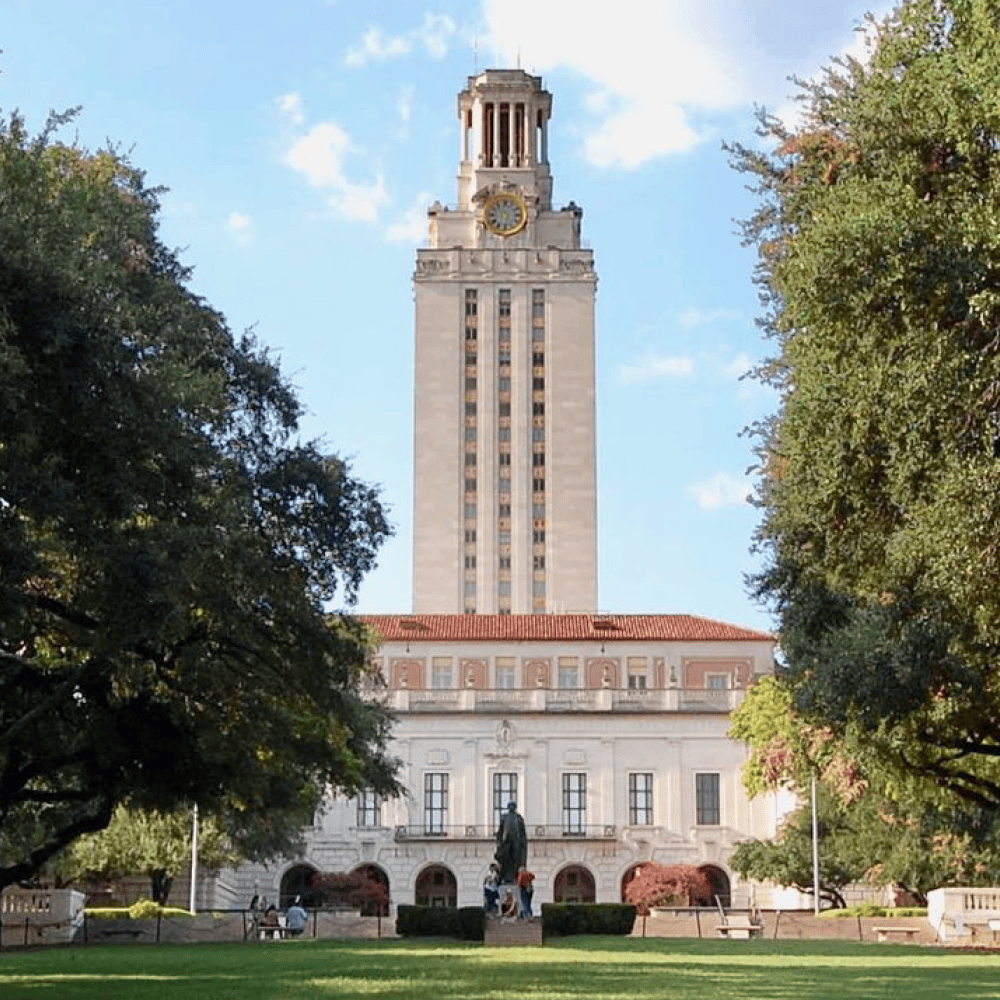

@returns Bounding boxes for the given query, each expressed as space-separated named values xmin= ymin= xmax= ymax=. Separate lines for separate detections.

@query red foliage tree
xmin=308 ymin=868 xmax=389 ymax=916
xmin=624 ymin=863 xmax=714 ymax=915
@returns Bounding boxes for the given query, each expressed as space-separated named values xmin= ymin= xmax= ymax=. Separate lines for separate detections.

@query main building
xmin=221 ymin=71 xmax=779 ymax=915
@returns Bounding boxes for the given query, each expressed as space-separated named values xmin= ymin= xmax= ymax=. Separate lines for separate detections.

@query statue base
xmin=484 ymin=913 xmax=543 ymax=947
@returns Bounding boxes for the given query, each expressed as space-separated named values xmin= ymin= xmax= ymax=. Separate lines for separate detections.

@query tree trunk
xmin=150 ymin=870 xmax=174 ymax=906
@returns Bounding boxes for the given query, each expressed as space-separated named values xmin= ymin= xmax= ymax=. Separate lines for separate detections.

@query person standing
xmin=483 ymin=863 xmax=500 ymax=913
xmin=516 ymin=866 xmax=535 ymax=919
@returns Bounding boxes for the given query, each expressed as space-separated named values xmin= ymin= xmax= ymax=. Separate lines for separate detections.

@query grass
xmin=2 ymin=936 xmax=1000 ymax=1000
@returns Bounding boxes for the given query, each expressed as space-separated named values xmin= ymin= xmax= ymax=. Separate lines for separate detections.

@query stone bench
xmin=715 ymin=917 xmax=762 ymax=940
xmin=872 ymin=925 xmax=918 ymax=943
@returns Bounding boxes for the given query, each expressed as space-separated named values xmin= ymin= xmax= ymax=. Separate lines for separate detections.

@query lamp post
xmin=811 ymin=776 xmax=820 ymax=916
xmin=189 ymin=804 xmax=199 ymax=914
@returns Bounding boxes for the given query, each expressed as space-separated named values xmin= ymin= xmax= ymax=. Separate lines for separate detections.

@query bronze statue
xmin=494 ymin=801 xmax=527 ymax=885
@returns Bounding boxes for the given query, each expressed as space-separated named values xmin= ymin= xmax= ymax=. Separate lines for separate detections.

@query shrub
xmin=541 ymin=903 xmax=636 ymax=937
xmin=456 ymin=906 xmax=485 ymax=941
xmin=396 ymin=905 xmax=460 ymax=938
xmin=85 ymin=902 xmax=193 ymax=920
xmin=818 ymin=904 xmax=927 ymax=919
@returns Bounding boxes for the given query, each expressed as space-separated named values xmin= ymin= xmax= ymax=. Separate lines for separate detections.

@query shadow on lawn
xmin=3 ymin=938 xmax=1000 ymax=1000
xmin=292 ymin=938 xmax=1000 ymax=1000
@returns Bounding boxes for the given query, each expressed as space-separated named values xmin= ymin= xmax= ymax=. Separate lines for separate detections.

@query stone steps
xmin=484 ymin=916 xmax=543 ymax=947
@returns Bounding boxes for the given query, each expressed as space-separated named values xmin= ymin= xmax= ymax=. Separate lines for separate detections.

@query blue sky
xmin=2 ymin=0 xmax=884 ymax=631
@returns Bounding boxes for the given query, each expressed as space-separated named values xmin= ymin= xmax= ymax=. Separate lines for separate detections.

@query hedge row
xmin=396 ymin=905 xmax=485 ymax=940
xmin=395 ymin=903 xmax=636 ymax=939
xmin=541 ymin=903 xmax=636 ymax=937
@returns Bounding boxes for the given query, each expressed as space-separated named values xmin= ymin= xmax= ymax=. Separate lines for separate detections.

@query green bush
xmin=541 ymin=903 xmax=636 ymax=937
xmin=85 ymin=901 xmax=193 ymax=920
xmin=456 ymin=906 xmax=485 ymax=941
xmin=818 ymin=904 xmax=927 ymax=919
xmin=396 ymin=905 xmax=460 ymax=938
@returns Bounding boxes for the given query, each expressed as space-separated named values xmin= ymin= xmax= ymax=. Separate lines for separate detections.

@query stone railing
xmin=1 ymin=888 xmax=85 ymax=945
xmin=390 ymin=687 xmax=745 ymax=714
xmin=394 ymin=824 xmax=617 ymax=842
xmin=927 ymin=887 xmax=1000 ymax=942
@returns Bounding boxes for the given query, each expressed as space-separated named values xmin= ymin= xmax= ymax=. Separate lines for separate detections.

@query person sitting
xmin=259 ymin=905 xmax=280 ymax=940
xmin=285 ymin=898 xmax=308 ymax=937
xmin=500 ymin=889 xmax=519 ymax=922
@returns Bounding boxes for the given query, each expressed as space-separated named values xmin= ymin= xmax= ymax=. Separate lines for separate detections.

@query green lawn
xmin=2 ymin=937 xmax=1000 ymax=1000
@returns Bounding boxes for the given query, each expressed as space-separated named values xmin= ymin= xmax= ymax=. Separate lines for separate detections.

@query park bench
xmin=713 ymin=896 xmax=762 ymax=940
xmin=714 ymin=916 xmax=763 ymax=939
xmin=873 ymin=925 xmax=919 ymax=943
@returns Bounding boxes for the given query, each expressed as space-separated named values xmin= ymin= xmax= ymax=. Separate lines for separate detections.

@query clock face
xmin=484 ymin=193 xmax=527 ymax=236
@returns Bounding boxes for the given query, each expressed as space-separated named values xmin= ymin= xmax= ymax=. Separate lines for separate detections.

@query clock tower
xmin=413 ymin=70 xmax=597 ymax=614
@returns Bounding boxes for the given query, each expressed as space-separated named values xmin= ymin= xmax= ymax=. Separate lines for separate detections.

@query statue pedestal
xmin=484 ymin=913 xmax=543 ymax=947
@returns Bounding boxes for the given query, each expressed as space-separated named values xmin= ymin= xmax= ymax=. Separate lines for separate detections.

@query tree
xmin=730 ymin=786 xmax=857 ymax=909
xmin=623 ymin=863 xmax=714 ymax=913
xmin=0 ymin=111 xmax=400 ymax=897
xmin=307 ymin=868 xmax=390 ymax=915
xmin=730 ymin=680 xmax=1000 ymax=902
xmin=728 ymin=0 xmax=1000 ymax=813
xmin=62 ymin=804 xmax=238 ymax=905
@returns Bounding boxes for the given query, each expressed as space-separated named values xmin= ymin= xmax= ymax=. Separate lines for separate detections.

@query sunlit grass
xmin=2 ymin=937 xmax=1000 ymax=1000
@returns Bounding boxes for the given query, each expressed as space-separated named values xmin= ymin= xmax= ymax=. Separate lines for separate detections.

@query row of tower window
xmin=461 ymin=287 xmax=546 ymax=614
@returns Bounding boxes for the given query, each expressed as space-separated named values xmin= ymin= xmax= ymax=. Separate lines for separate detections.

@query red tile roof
xmin=358 ymin=613 xmax=773 ymax=644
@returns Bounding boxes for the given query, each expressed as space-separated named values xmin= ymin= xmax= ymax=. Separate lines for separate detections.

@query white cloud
xmin=678 ymin=306 xmax=742 ymax=330
xmin=419 ymin=13 xmax=457 ymax=59
xmin=482 ymin=0 xmax=879 ymax=169
xmin=619 ymin=355 xmax=694 ymax=384
xmin=281 ymin=121 xmax=390 ymax=224
xmin=722 ymin=351 xmax=754 ymax=382
xmin=226 ymin=211 xmax=253 ymax=245
xmin=277 ymin=92 xmax=306 ymax=127
xmin=345 ymin=27 xmax=411 ymax=67
xmin=344 ymin=13 xmax=457 ymax=68
xmin=385 ymin=192 xmax=433 ymax=245
xmin=283 ymin=122 xmax=355 ymax=189
xmin=689 ymin=472 xmax=752 ymax=510
xmin=397 ymin=84 xmax=415 ymax=132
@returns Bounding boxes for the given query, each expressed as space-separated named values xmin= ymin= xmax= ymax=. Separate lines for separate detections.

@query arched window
xmin=552 ymin=864 xmax=595 ymax=904
xmin=415 ymin=864 xmax=457 ymax=907
xmin=280 ymin=863 xmax=318 ymax=909
xmin=353 ymin=864 xmax=391 ymax=916
xmin=698 ymin=865 xmax=731 ymax=909
xmin=620 ymin=864 xmax=644 ymax=902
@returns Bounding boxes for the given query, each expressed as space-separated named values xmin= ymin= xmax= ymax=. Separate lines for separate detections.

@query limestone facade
xmin=222 ymin=615 xmax=779 ymax=912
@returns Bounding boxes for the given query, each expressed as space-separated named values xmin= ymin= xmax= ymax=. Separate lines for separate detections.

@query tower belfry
xmin=413 ymin=70 xmax=597 ymax=615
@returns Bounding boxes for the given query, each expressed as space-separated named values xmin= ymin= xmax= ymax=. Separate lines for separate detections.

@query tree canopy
xmin=729 ymin=0 xmax=1000 ymax=811
xmin=730 ymin=676 xmax=1000 ymax=902
xmin=0 ymin=112 xmax=399 ymax=893
xmin=61 ymin=804 xmax=237 ymax=905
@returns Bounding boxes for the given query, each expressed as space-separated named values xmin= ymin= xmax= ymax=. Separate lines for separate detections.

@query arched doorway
xmin=280 ymin=863 xmax=318 ymax=909
xmin=353 ymin=863 xmax=391 ymax=916
xmin=698 ymin=865 xmax=731 ymax=908
xmin=553 ymin=864 xmax=595 ymax=904
xmin=414 ymin=864 xmax=457 ymax=907
xmin=620 ymin=864 xmax=643 ymax=902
